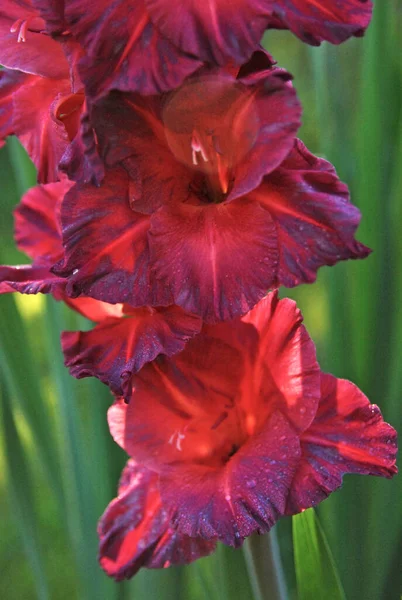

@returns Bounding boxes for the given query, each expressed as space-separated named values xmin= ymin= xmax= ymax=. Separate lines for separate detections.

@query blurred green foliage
xmin=0 ymin=3 xmax=401 ymax=599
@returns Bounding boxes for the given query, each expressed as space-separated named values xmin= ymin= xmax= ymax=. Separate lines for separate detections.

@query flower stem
xmin=243 ymin=529 xmax=288 ymax=600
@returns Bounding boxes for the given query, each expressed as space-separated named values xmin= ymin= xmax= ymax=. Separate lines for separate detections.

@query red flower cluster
xmin=0 ymin=0 xmax=396 ymax=581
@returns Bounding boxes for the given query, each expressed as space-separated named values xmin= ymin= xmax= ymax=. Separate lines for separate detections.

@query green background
xmin=0 ymin=3 xmax=401 ymax=598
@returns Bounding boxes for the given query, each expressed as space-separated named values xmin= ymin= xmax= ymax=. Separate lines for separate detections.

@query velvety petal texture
xmin=62 ymin=305 xmax=202 ymax=398
xmin=252 ymin=139 xmax=371 ymax=287
xmin=0 ymin=68 xmax=84 ymax=182
xmin=0 ymin=0 xmax=69 ymax=77
xmin=63 ymin=0 xmax=202 ymax=98
xmin=269 ymin=0 xmax=373 ymax=46
xmin=54 ymin=168 xmax=171 ymax=307
xmin=286 ymin=373 xmax=398 ymax=513
xmin=106 ymin=292 xmax=396 ymax=548
xmin=98 ymin=459 xmax=215 ymax=580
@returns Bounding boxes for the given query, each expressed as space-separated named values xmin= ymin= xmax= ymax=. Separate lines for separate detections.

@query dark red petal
xmin=0 ymin=69 xmax=24 ymax=143
xmin=145 ymin=0 xmax=269 ymax=64
xmin=286 ymin=374 xmax=397 ymax=514
xmin=99 ymin=459 xmax=215 ymax=580
xmin=270 ymin=0 xmax=373 ymax=46
xmin=31 ymin=0 xmax=66 ymax=34
xmin=228 ymin=71 xmax=300 ymax=200
xmin=0 ymin=1 xmax=69 ymax=77
xmin=59 ymin=106 xmax=105 ymax=186
xmin=62 ymin=305 xmax=202 ymax=398
xmin=149 ymin=199 xmax=278 ymax=322
xmin=14 ymin=181 xmax=71 ymax=264
xmin=65 ymin=0 xmax=202 ymax=98
xmin=159 ymin=411 xmax=300 ymax=545
xmin=241 ymin=291 xmax=321 ymax=432
xmin=253 ymin=139 xmax=370 ymax=287
xmin=91 ymin=94 xmax=191 ymax=213
xmin=0 ymin=265 xmax=66 ymax=296
xmin=54 ymin=168 xmax=172 ymax=306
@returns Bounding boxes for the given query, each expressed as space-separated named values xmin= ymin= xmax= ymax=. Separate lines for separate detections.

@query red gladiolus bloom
xmin=0 ymin=182 xmax=202 ymax=386
xmin=98 ymin=459 xmax=216 ymax=580
xmin=55 ymin=60 xmax=369 ymax=323
xmin=33 ymin=0 xmax=203 ymax=99
xmin=146 ymin=0 xmax=373 ymax=63
xmin=34 ymin=0 xmax=372 ymax=98
xmin=102 ymin=292 xmax=396 ymax=565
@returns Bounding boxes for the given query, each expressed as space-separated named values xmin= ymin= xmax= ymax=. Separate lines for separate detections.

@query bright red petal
xmin=270 ymin=0 xmax=373 ymax=45
xmin=253 ymin=139 xmax=370 ymax=287
xmin=14 ymin=181 xmax=71 ymax=264
xmin=54 ymin=168 xmax=172 ymax=307
xmin=1 ymin=69 xmax=84 ymax=183
xmin=62 ymin=305 xmax=202 ymax=398
xmin=241 ymin=291 xmax=321 ymax=432
xmin=286 ymin=373 xmax=398 ymax=514
xmin=108 ymin=332 xmax=244 ymax=468
xmin=99 ymin=459 xmax=215 ymax=580
xmin=64 ymin=297 xmax=124 ymax=322
xmin=149 ymin=199 xmax=278 ymax=322
xmin=64 ymin=0 xmax=202 ymax=98
xmin=159 ymin=411 xmax=300 ymax=545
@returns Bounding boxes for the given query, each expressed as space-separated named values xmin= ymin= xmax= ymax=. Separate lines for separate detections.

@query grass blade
xmin=292 ymin=509 xmax=346 ymax=600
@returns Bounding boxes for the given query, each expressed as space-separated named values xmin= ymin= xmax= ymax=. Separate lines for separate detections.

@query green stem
xmin=243 ymin=530 xmax=288 ymax=600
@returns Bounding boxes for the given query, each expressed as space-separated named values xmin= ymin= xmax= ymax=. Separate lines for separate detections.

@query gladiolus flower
xmin=54 ymin=59 xmax=369 ymax=323
xmin=0 ymin=182 xmax=202 ymax=383
xmin=102 ymin=291 xmax=396 ymax=566
xmin=98 ymin=459 xmax=216 ymax=580
xmin=33 ymin=0 xmax=372 ymax=98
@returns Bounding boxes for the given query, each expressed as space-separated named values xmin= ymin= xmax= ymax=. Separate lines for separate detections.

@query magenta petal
xmin=286 ymin=374 xmax=397 ymax=514
xmin=159 ymin=411 xmax=300 ymax=546
xmin=149 ymin=199 xmax=278 ymax=322
xmin=99 ymin=459 xmax=215 ymax=580
xmin=254 ymin=139 xmax=370 ymax=287
xmin=62 ymin=305 xmax=202 ymax=398
xmin=270 ymin=0 xmax=373 ymax=46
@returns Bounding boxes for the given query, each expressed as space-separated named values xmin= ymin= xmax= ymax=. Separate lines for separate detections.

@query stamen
xmin=168 ymin=430 xmax=186 ymax=451
xmin=191 ymin=131 xmax=209 ymax=165
xmin=10 ymin=18 xmax=30 ymax=42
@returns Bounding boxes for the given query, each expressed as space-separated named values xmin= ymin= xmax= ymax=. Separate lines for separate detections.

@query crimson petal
xmin=14 ymin=181 xmax=71 ymax=263
xmin=159 ymin=411 xmax=300 ymax=545
xmin=270 ymin=0 xmax=373 ymax=46
xmin=254 ymin=139 xmax=370 ymax=287
xmin=62 ymin=305 xmax=202 ymax=398
xmin=286 ymin=373 xmax=397 ymax=514
xmin=54 ymin=168 xmax=172 ymax=306
xmin=145 ymin=0 xmax=269 ymax=64
xmin=99 ymin=459 xmax=215 ymax=580
xmin=0 ymin=264 xmax=66 ymax=296
xmin=0 ymin=0 xmax=69 ymax=77
xmin=149 ymin=199 xmax=278 ymax=322
xmin=64 ymin=0 xmax=202 ymax=99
